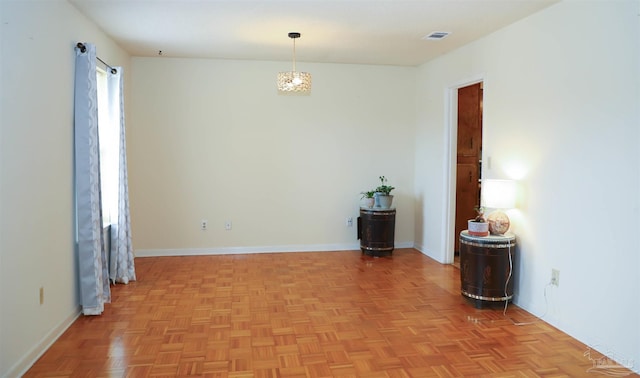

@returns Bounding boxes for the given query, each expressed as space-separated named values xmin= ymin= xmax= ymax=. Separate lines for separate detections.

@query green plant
xmin=472 ymin=206 xmax=486 ymax=222
xmin=375 ymin=176 xmax=395 ymax=195
xmin=360 ymin=190 xmax=376 ymax=199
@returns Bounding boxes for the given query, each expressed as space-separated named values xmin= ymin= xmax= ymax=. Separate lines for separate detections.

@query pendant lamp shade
xmin=277 ymin=32 xmax=311 ymax=94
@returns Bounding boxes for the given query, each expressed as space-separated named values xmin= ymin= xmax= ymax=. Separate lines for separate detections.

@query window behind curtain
xmin=96 ymin=68 xmax=118 ymax=226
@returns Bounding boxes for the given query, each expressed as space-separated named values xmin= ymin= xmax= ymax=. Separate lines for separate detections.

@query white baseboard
xmin=5 ymin=307 xmax=81 ymax=378
xmin=135 ymin=241 xmax=415 ymax=257
xmin=411 ymin=243 xmax=442 ymax=261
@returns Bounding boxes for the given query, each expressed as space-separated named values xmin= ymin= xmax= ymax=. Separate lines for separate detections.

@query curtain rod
xmin=76 ymin=42 xmax=117 ymax=74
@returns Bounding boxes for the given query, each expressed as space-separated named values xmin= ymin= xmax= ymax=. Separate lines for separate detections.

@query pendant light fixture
xmin=277 ymin=32 xmax=311 ymax=94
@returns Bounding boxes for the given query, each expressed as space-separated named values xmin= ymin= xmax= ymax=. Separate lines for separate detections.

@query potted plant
xmin=360 ymin=190 xmax=376 ymax=208
xmin=467 ymin=206 xmax=489 ymax=236
xmin=374 ymin=176 xmax=395 ymax=209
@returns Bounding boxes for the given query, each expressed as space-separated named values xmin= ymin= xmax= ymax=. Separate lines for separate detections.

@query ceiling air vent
xmin=423 ymin=31 xmax=451 ymax=40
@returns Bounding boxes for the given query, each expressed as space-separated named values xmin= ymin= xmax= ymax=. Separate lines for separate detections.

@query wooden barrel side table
xmin=357 ymin=208 xmax=395 ymax=256
xmin=459 ymin=230 xmax=516 ymax=308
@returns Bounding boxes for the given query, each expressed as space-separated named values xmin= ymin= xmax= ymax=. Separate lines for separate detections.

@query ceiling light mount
xmin=277 ymin=32 xmax=311 ymax=94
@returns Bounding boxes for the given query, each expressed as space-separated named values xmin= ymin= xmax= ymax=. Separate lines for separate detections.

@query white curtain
xmin=74 ymin=43 xmax=110 ymax=315
xmin=107 ymin=68 xmax=136 ymax=284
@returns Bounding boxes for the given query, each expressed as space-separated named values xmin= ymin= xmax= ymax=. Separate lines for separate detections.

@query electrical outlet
xmin=39 ymin=287 xmax=44 ymax=305
xmin=346 ymin=217 xmax=353 ymax=227
xmin=201 ymin=219 xmax=208 ymax=230
xmin=551 ymin=269 xmax=560 ymax=286
xmin=225 ymin=220 xmax=232 ymax=231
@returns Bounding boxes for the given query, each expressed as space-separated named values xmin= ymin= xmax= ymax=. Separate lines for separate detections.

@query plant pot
xmin=467 ymin=220 xmax=489 ymax=237
xmin=362 ymin=197 xmax=375 ymax=208
xmin=375 ymin=193 xmax=394 ymax=209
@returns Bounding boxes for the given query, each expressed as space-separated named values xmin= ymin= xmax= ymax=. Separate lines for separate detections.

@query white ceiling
xmin=69 ymin=0 xmax=558 ymax=67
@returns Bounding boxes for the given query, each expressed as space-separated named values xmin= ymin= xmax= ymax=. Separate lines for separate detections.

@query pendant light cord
xmin=292 ymin=37 xmax=297 ymax=72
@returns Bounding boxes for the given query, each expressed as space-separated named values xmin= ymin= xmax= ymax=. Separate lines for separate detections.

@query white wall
xmin=415 ymin=0 xmax=640 ymax=371
xmin=129 ymin=58 xmax=416 ymax=255
xmin=0 ymin=1 xmax=131 ymax=376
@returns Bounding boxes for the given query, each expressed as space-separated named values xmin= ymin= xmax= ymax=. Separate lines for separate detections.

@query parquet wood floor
xmin=24 ymin=249 xmax=637 ymax=377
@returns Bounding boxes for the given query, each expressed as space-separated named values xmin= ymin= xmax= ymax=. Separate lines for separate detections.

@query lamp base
xmin=487 ymin=210 xmax=510 ymax=235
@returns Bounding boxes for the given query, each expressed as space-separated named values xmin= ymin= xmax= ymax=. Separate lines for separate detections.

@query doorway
xmin=453 ymin=82 xmax=483 ymax=266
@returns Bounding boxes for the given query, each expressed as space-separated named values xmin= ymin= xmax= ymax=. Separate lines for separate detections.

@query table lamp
xmin=481 ymin=179 xmax=516 ymax=235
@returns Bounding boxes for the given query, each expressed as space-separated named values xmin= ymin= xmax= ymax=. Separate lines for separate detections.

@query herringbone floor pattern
xmin=24 ymin=249 xmax=637 ymax=377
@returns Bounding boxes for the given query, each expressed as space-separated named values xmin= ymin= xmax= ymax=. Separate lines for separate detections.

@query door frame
xmin=442 ymin=74 xmax=485 ymax=264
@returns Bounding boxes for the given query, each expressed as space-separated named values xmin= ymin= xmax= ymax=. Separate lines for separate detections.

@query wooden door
xmin=454 ymin=83 xmax=483 ymax=253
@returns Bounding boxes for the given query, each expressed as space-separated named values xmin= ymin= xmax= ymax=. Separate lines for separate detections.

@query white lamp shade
xmin=481 ymin=179 xmax=516 ymax=209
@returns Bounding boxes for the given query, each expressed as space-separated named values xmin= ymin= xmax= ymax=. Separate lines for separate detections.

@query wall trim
xmin=412 ymin=243 xmax=445 ymax=263
xmin=6 ymin=307 xmax=81 ymax=378
xmin=135 ymin=241 xmax=415 ymax=257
